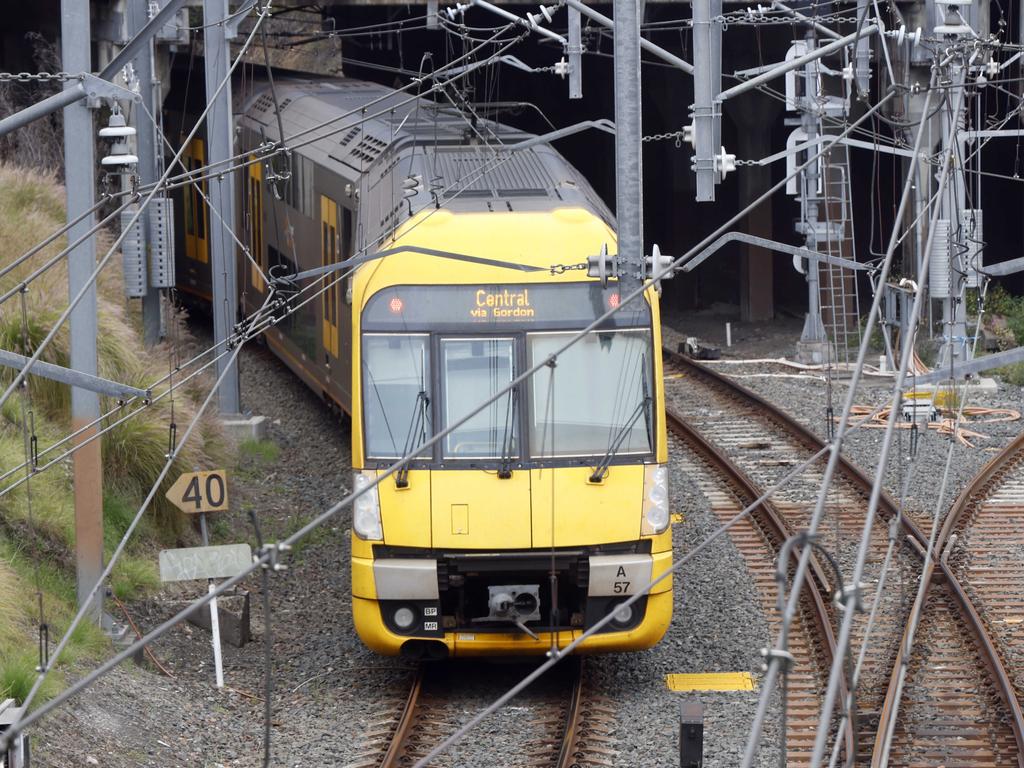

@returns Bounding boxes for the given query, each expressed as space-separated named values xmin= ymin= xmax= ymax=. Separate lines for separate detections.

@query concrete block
xmin=186 ymin=590 xmax=251 ymax=648
xmin=221 ymin=415 xmax=268 ymax=442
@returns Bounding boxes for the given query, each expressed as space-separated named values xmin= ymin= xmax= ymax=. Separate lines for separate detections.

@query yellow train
xmin=179 ymin=78 xmax=672 ymax=657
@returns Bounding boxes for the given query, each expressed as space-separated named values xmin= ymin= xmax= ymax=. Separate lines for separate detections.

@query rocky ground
xmin=30 ymin=308 xmax=1023 ymax=766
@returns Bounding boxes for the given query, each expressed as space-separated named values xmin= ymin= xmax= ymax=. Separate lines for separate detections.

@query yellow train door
xmin=248 ymin=158 xmax=264 ymax=292
xmin=183 ymin=138 xmax=208 ymax=264
xmin=320 ymin=194 xmax=340 ymax=359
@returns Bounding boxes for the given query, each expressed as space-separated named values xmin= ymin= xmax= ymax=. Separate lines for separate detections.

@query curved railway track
xmin=663 ymin=349 xmax=1024 ymax=766
xmin=873 ymin=430 xmax=1024 ymax=766
xmin=665 ymin=407 xmax=850 ymax=764
xmin=353 ymin=658 xmax=614 ymax=768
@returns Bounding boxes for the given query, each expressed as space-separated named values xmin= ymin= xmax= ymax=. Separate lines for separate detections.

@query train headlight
xmin=641 ymin=464 xmax=670 ymax=535
xmin=352 ymin=471 xmax=383 ymax=540
xmin=393 ymin=606 xmax=416 ymax=630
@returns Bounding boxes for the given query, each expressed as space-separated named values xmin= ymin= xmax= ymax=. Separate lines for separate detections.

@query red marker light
xmin=607 ymin=292 xmax=620 ymax=309
xmin=389 ymin=296 xmax=404 ymax=314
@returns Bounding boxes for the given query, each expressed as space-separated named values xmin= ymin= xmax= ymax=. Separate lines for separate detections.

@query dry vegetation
xmin=0 ymin=164 xmax=229 ymax=703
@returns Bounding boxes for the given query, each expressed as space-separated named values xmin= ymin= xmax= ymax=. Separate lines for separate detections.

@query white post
xmin=208 ymin=582 xmax=224 ymax=688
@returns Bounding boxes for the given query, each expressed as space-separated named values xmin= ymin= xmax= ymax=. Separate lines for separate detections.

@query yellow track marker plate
xmin=665 ymin=672 xmax=755 ymax=692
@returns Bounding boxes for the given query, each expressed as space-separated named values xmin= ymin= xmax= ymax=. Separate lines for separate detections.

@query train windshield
xmin=362 ymin=334 xmax=432 ymax=458
xmin=527 ymin=330 xmax=652 ymax=458
xmin=441 ymin=338 xmax=516 ymax=459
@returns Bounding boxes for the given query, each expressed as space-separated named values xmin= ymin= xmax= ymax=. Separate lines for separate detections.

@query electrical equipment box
xmin=120 ymin=205 xmax=147 ymax=298
xmin=928 ymin=219 xmax=952 ymax=298
xmin=149 ymin=197 xmax=176 ymax=289
xmin=901 ymin=396 xmax=938 ymax=423
xmin=1 ymin=698 xmax=29 ymax=768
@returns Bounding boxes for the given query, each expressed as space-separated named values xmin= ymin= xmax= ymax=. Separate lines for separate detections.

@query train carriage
xmin=178 ymin=78 xmax=673 ymax=656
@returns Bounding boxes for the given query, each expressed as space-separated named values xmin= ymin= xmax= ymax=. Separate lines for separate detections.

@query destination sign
xmin=471 ymin=288 xmax=535 ymax=320
xmin=362 ymin=283 xmax=650 ymax=330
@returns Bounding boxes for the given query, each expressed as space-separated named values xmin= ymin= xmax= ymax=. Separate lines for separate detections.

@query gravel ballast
xmin=33 ymin=313 xmax=1024 ymax=766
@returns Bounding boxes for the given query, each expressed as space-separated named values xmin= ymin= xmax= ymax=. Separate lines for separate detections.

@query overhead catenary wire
xmin=7 ymin=287 xmax=275 ymax=724
xmin=802 ymin=62 xmax=970 ymax=768
xmin=739 ymin=69 xmax=938 ymax=768
xmin=1 ymin=88 xmax=896 ymax=751
xmin=0 ymin=0 xmax=270 ymax=418
xmin=0 ymin=130 xmax=525 ymax=497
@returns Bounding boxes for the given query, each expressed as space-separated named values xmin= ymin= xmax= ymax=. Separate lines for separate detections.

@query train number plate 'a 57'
xmin=587 ymin=555 xmax=652 ymax=597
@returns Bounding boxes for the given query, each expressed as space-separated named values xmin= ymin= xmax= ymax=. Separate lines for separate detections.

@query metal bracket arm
xmin=908 ymin=346 xmax=1024 ymax=385
xmin=981 ymin=256 xmax=1024 ymax=277
xmin=97 ymin=0 xmax=190 ymax=80
xmin=681 ymin=231 xmax=869 ymax=273
xmin=507 ymin=118 xmax=616 ymax=151
xmin=80 ymin=73 xmax=142 ymax=105
xmin=563 ymin=0 xmax=694 ymax=74
xmin=0 ymin=349 xmax=150 ymax=401
xmin=719 ymin=24 xmax=879 ymax=101
xmin=468 ymin=0 xmax=566 ymax=45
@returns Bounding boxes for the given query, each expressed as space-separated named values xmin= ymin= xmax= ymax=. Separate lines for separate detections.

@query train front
xmin=349 ymin=209 xmax=672 ymax=658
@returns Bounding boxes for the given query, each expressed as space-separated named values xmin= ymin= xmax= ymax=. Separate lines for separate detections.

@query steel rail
xmin=869 ymin=429 xmax=1024 ymax=766
xmin=379 ymin=667 xmax=425 ymax=767
xmin=554 ymin=659 xmax=587 ymax=768
xmin=666 ymin=349 xmax=1024 ymax=764
xmin=665 ymin=404 xmax=856 ymax=761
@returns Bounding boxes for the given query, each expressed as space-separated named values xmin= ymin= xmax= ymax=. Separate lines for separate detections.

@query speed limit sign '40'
xmin=165 ymin=470 xmax=230 ymax=514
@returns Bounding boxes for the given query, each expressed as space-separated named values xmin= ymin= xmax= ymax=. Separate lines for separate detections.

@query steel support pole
xmin=568 ymin=5 xmax=583 ymax=99
xmin=204 ymin=0 xmax=241 ymax=415
xmin=939 ymin=60 xmax=970 ymax=370
xmin=128 ymin=0 xmax=162 ymax=348
xmin=692 ymin=0 xmax=720 ymax=202
xmin=612 ymin=0 xmax=643 ymax=294
xmin=61 ymin=0 xmax=104 ymax=622
xmin=796 ymin=27 xmax=832 ymax=363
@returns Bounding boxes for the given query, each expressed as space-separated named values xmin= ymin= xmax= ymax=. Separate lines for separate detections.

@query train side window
xmin=342 ymin=207 xmax=354 ymax=305
xmin=248 ymin=157 xmax=265 ymax=291
xmin=320 ymin=195 xmax=340 ymax=359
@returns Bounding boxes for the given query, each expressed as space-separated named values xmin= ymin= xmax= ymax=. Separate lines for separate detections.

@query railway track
xmin=872 ymin=430 xmax=1024 ymax=767
xmin=350 ymin=658 xmax=615 ymax=767
xmin=666 ymin=410 xmax=849 ymax=764
xmin=663 ymin=349 xmax=1024 ymax=766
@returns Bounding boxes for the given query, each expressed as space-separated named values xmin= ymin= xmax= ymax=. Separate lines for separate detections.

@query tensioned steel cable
xmin=737 ymin=69 xmax=938 ymax=767
xmin=0 ymin=90 xmax=896 ymax=752
xmin=0 ymin=128 xmax=527 ymax=496
xmin=8 ymin=288 xmax=275 ymax=722
xmin=802 ymin=62 xmax=970 ymax=768
xmin=0 ymin=1 xmax=271 ymax=416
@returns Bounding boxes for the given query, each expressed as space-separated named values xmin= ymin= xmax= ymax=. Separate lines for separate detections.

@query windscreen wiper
xmin=498 ymin=386 xmax=518 ymax=479
xmin=589 ymin=395 xmax=652 ymax=483
xmin=590 ymin=356 xmax=653 ymax=483
xmin=396 ymin=389 xmax=429 ymax=488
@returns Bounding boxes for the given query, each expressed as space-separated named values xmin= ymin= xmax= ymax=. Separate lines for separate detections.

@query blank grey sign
xmin=159 ymin=544 xmax=253 ymax=582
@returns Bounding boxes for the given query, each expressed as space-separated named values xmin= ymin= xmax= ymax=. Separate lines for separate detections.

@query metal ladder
xmin=810 ymin=145 xmax=862 ymax=365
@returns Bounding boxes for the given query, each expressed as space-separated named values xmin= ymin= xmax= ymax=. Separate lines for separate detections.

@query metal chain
xmin=714 ymin=12 xmax=862 ymax=25
xmin=0 ymin=71 xmax=78 ymax=83
xmin=639 ymin=129 xmax=758 ymax=168
xmin=642 ymin=130 xmax=688 ymax=145
xmin=663 ymin=13 xmax=861 ymax=28
xmin=549 ymin=262 xmax=588 ymax=274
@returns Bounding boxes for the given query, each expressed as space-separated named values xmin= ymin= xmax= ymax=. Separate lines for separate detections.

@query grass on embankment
xmin=0 ymin=164 xmax=230 ymax=703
